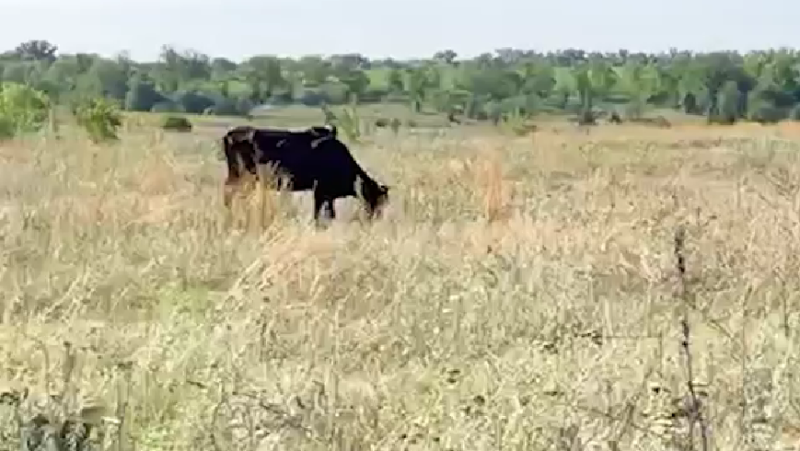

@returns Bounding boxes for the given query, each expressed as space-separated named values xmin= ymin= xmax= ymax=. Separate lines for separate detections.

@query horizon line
xmin=5 ymin=42 xmax=799 ymax=64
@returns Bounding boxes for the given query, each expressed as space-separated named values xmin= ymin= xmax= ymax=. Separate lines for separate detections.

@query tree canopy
xmin=3 ymin=40 xmax=800 ymax=124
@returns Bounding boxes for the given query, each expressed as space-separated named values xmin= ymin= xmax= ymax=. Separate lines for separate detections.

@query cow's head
xmin=361 ymin=181 xmax=390 ymax=219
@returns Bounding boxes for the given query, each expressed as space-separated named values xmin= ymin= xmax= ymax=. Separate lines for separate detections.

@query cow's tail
xmin=223 ymin=127 xmax=261 ymax=207
xmin=222 ymin=133 xmax=241 ymax=207
xmin=223 ymin=127 xmax=260 ymax=181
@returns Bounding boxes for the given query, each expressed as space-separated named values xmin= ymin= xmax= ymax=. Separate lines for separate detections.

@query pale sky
xmin=0 ymin=0 xmax=796 ymax=62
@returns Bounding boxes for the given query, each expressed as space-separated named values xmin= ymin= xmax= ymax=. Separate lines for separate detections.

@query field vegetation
xmin=3 ymin=42 xmax=800 ymax=451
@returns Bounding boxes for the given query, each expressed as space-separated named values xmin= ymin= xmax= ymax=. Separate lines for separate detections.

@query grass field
xmin=122 ymin=103 xmax=456 ymax=137
xmin=3 ymin=117 xmax=800 ymax=450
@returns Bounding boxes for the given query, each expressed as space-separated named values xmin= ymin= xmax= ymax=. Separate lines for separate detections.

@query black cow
xmin=222 ymin=124 xmax=390 ymax=223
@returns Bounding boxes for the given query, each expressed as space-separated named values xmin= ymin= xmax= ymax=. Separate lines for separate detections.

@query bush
xmin=318 ymin=82 xmax=349 ymax=105
xmin=204 ymin=97 xmax=253 ymax=117
xmin=150 ymin=101 xmax=184 ymax=113
xmin=500 ymin=108 xmax=537 ymax=136
xmin=360 ymin=87 xmax=389 ymax=103
xmin=748 ymin=103 xmax=787 ymax=124
xmin=0 ymin=82 xmax=51 ymax=139
xmin=297 ymin=88 xmax=327 ymax=107
xmin=235 ymin=97 xmax=255 ymax=117
xmin=161 ymin=116 xmax=193 ymax=132
xmin=72 ymin=97 xmax=123 ymax=143
xmin=172 ymin=90 xmax=215 ymax=115
xmin=713 ymin=81 xmax=741 ymax=125
xmin=789 ymin=104 xmax=800 ymax=121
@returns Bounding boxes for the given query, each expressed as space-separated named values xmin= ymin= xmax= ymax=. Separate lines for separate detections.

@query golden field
xmin=2 ymin=120 xmax=800 ymax=450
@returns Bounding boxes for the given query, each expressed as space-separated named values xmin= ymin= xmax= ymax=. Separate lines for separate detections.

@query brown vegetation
xmin=2 ymin=122 xmax=800 ymax=450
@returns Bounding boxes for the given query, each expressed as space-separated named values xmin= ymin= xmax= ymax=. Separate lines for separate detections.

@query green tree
xmin=0 ymin=82 xmax=51 ymax=138
xmin=336 ymin=68 xmax=370 ymax=102
xmin=125 ymin=74 xmax=165 ymax=111
xmin=13 ymin=40 xmax=58 ymax=62
xmin=240 ymin=55 xmax=286 ymax=103
xmin=573 ymin=60 xmax=617 ymax=118
xmin=77 ymin=59 xmax=129 ymax=101
xmin=387 ymin=69 xmax=404 ymax=93
xmin=715 ymin=80 xmax=741 ymax=124
xmin=615 ymin=61 xmax=661 ymax=118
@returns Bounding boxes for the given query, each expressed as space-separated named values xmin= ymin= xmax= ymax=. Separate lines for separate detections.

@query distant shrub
xmin=789 ymin=104 xmax=800 ymax=121
xmin=297 ymin=88 xmax=327 ymax=107
xmin=72 ymin=97 xmax=123 ymax=143
xmin=203 ymin=96 xmax=253 ymax=117
xmin=0 ymin=82 xmax=51 ymax=139
xmin=383 ymin=92 xmax=409 ymax=104
xmin=205 ymin=100 xmax=234 ymax=116
xmin=500 ymin=108 xmax=536 ymax=136
xmin=628 ymin=115 xmax=672 ymax=128
xmin=125 ymin=76 xmax=166 ymax=112
xmin=360 ymin=87 xmax=389 ymax=103
xmin=713 ymin=81 xmax=741 ymax=125
xmin=173 ymin=90 xmax=215 ymax=114
xmin=748 ymin=103 xmax=786 ymax=124
xmin=161 ymin=116 xmax=193 ymax=132
xmin=318 ymin=82 xmax=349 ymax=105
xmin=235 ymin=98 xmax=255 ymax=117
xmin=577 ymin=110 xmax=597 ymax=126
xmin=150 ymin=101 xmax=184 ymax=113
xmin=707 ymin=114 xmax=736 ymax=125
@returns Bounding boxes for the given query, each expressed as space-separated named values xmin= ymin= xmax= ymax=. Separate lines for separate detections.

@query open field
xmin=122 ymin=103 xmax=455 ymax=132
xmin=4 ymin=120 xmax=800 ymax=450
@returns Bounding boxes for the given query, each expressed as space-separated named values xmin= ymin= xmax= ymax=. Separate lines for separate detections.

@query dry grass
xmin=3 ymin=122 xmax=800 ymax=450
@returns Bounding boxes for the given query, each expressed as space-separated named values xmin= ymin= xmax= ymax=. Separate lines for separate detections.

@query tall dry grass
xmin=2 ymin=123 xmax=800 ymax=450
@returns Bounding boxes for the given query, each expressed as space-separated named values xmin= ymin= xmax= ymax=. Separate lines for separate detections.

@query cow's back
xmin=252 ymin=130 xmax=322 ymax=190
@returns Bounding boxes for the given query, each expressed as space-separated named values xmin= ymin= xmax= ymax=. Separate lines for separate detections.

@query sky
xmin=0 ymin=0 xmax=796 ymax=62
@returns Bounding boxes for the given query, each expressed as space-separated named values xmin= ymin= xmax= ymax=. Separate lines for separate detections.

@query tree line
xmin=2 ymin=40 xmax=800 ymax=124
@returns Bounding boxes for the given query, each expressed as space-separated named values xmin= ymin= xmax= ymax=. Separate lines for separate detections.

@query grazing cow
xmin=221 ymin=124 xmax=389 ymax=223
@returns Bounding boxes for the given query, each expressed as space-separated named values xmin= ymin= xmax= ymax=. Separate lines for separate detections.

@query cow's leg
xmin=324 ymin=199 xmax=336 ymax=219
xmin=313 ymin=189 xmax=335 ymax=227
xmin=313 ymin=190 xmax=326 ymax=225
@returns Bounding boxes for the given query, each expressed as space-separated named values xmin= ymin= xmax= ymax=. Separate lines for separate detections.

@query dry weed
xmin=1 ymin=124 xmax=800 ymax=450
xmin=472 ymin=145 xmax=512 ymax=223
